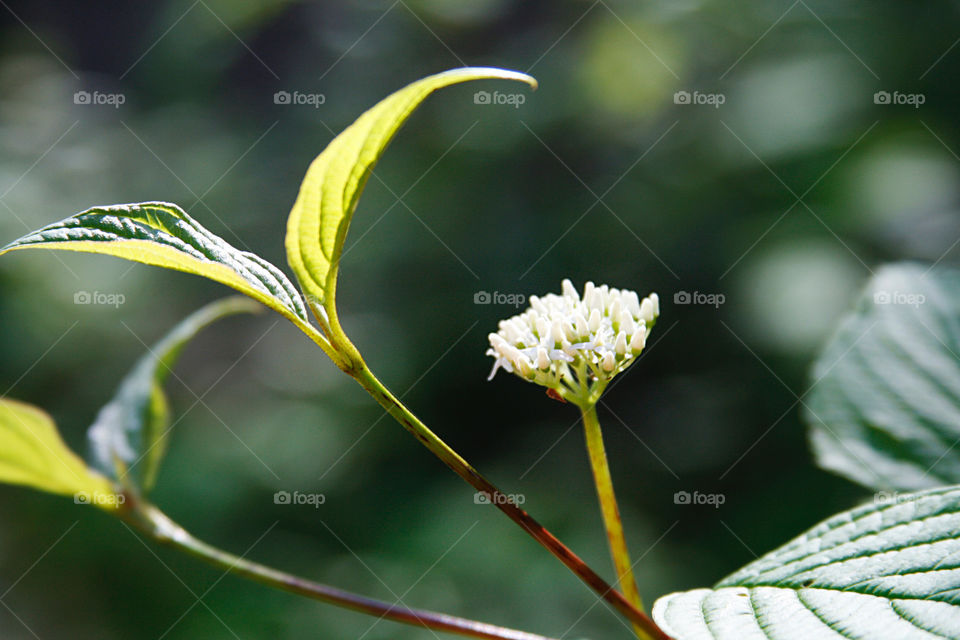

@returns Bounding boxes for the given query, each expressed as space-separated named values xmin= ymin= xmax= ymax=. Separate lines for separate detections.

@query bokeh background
xmin=0 ymin=1 xmax=957 ymax=638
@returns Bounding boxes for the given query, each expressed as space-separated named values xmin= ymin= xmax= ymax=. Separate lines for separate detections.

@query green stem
xmin=350 ymin=365 xmax=670 ymax=640
xmin=581 ymin=404 xmax=649 ymax=640
xmin=122 ymin=502 xmax=558 ymax=640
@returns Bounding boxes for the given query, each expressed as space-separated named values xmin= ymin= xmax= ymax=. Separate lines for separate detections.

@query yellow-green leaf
xmin=285 ymin=67 xmax=537 ymax=314
xmin=0 ymin=202 xmax=314 ymax=336
xmin=0 ymin=398 xmax=119 ymax=509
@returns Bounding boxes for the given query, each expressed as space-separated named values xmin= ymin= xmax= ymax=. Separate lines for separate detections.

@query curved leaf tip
xmin=438 ymin=66 xmax=538 ymax=91
xmin=285 ymin=67 xmax=537 ymax=321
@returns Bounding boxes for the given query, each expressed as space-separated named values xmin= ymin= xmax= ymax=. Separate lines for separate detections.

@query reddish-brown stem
xmin=351 ymin=365 xmax=672 ymax=640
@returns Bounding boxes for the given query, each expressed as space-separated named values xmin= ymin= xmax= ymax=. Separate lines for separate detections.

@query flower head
xmin=486 ymin=280 xmax=658 ymax=404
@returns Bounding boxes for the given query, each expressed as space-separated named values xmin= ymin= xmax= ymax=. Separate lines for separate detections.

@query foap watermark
xmin=274 ymin=90 xmax=326 ymax=108
xmin=674 ymin=490 xmax=725 ymax=508
xmin=873 ymin=90 xmax=925 ymax=108
xmin=874 ymin=491 xmax=921 ymax=507
xmin=673 ymin=90 xmax=725 ymax=108
xmin=74 ymin=491 xmax=125 ymax=507
xmin=873 ymin=290 xmax=925 ymax=308
xmin=473 ymin=90 xmax=525 ymax=109
xmin=74 ymin=90 xmax=126 ymax=109
xmin=474 ymin=491 xmax=526 ymax=506
xmin=274 ymin=490 xmax=326 ymax=508
xmin=674 ymin=290 xmax=725 ymax=308
xmin=74 ymin=291 xmax=125 ymax=308
xmin=474 ymin=290 xmax=526 ymax=308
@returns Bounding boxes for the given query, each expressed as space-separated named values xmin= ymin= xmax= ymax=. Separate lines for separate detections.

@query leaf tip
xmin=456 ymin=66 xmax=538 ymax=91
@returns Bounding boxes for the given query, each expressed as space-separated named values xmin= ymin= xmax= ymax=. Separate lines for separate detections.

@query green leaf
xmin=285 ymin=67 xmax=536 ymax=316
xmin=87 ymin=296 xmax=261 ymax=493
xmin=653 ymin=485 xmax=960 ymax=639
xmin=805 ymin=262 xmax=960 ymax=491
xmin=0 ymin=398 xmax=118 ymax=508
xmin=1 ymin=201 xmax=313 ymax=333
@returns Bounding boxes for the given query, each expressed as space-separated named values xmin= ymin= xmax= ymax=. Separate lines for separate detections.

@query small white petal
xmin=504 ymin=344 xmax=523 ymax=362
xmin=610 ymin=299 xmax=622 ymax=322
xmin=602 ymin=351 xmax=616 ymax=372
xmin=650 ymin=293 xmax=660 ymax=317
xmin=588 ymin=308 xmax=601 ymax=333
xmin=625 ymin=290 xmax=641 ymax=317
xmin=574 ymin=311 xmax=589 ymax=338
xmin=489 ymin=333 xmax=509 ymax=350
xmin=551 ymin=320 xmax=565 ymax=345
xmin=536 ymin=317 xmax=550 ymax=340
xmin=585 ymin=288 xmax=603 ymax=309
xmin=516 ymin=356 xmax=533 ymax=377
xmin=562 ymin=279 xmax=579 ymax=301
xmin=630 ymin=327 xmax=647 ymax=353
xmin=640 ymin=298 xmax=655 ymax=323
xmin=620 ymin=311 xmax=635 ymax=335
xmin=537 ymin=347 xmax=549 ymax=369
xmin=530 ymin=295 xmax=547 ymax=315
xmin=615 ymin=331 xmax=628 ymax=356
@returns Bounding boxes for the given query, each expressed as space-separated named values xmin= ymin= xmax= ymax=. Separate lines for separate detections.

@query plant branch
xmin=122 ymin=502 xmax=559 ymax=640
xmin=350 ymin=365 xmax=671 ymax=640
xmin=581 ymin=403 xmax=648 ymax=639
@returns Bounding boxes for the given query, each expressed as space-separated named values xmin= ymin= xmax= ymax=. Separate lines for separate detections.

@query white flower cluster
xmin=486 ymin=280 xmax=659 ymax=400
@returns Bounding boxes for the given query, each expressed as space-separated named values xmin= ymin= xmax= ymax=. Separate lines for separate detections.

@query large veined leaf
xmin=653 ymin=485 xmax=960 ymax=639
xmin=805 ymin=263 xmax=960 ymax=491
xmin=0 ymin=398 xmax=118 ymax=508
xmin=87 ymin=296 xmax=261 ymax=493
xmin=0 ymin=202 xmax=312 ymax=333
xmin=285 ymin=67 xmax=536 ymax=316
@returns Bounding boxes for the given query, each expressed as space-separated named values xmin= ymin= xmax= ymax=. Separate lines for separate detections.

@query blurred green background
xmin=0 ymin=1 xmax=956 ymax=638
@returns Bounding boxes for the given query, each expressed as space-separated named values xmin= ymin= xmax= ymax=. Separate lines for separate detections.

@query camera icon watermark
xmin=474 ymin=491 xmax=525 ymax=505
xmin=873 ymin=90 xmax=925 ymax=108
xmin=873 ymin=290 xmax=925 ymax=308
xmin=473 ymin=90 xmax=526 ymax=109
xmin=673 ymin=490 xmax=725 ymax=508
xmin=274 ymin=90 xmax=326 ymax=108
xmin=673 ymin=90 xmax=725 ymax=108
xmin=274 ymin=490 xmax=326 ymax=508
xmin=474 ymin=291 xmax=526 ymax=308
xmin=673 ymin=290 xmax=725 ymax=308
xmin=74 ymin=291 xmax=126 ymax=308
xmin=73 ymin=90 xmax=126 ymax=109
xmin=74 ymin=491 xmax=125 ymax=506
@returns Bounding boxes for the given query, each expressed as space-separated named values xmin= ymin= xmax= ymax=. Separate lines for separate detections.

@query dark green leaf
xmin=2 ymin=201 xmax=311 ymax=329
xmin=805 ymin=262 xmax=960 ymax=491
